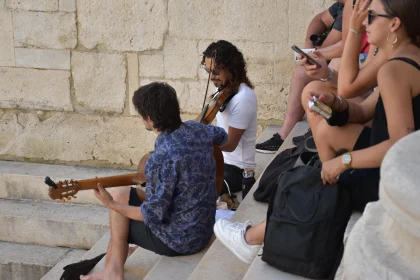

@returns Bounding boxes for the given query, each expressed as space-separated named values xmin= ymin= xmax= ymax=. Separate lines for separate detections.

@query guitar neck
xmin=76 ymin=173 xmax=142 ymax=191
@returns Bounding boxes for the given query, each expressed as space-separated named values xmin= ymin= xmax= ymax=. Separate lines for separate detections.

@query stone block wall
xmin=0 ymin=0 xmax=329 ymax=168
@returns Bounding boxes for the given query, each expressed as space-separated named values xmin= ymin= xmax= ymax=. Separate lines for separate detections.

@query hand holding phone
xmin=308 ymin=96 xmax=332 ymax=120
xmin=291 ymin=45 xmax=322 ymax=68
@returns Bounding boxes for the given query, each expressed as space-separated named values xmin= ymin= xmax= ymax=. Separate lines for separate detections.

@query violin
xmin=199 ymin=83 xmax=235 ymax=125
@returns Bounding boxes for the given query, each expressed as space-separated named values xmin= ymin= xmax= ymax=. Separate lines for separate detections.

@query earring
xmin=387 ymin=32 xmax=398 ymax=47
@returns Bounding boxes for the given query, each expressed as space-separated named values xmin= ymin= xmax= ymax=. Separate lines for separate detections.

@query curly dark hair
xmin=132 ymin=82 xmax=182 ymax=133
xmin=201 ymin=40 xmax=254 ymax=91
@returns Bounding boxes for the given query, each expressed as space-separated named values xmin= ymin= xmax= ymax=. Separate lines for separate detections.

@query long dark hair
xmin=201 ymin=40 xmax=254 ymax=91
xmin=132 ymin=82 xmax=182 ymax=133
xmin=380 ymin=0 xmax=420 ymax=47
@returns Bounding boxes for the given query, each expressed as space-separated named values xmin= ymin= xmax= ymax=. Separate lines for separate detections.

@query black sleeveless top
xmin=371 ymin=57 xmax=420 ymax=146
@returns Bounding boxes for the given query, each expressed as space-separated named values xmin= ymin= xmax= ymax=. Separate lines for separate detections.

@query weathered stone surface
xmin=59 ymin=0 xmax=76 ymax=12
xmin=185 ymin=80 xmax=214 ymax=114
xmin=77 ymin=0 xmax=168 ymax=52
xmin=72 ymin=52 xmax=126 ymax=113
xmin=288 ymin=0 xmax=332 ymax=45
xmin=169 ymin=0 xmax=288 ymax=43
xmin=13 ymin=11 xmax=76 ymax=49
xmin=164 ymin=37 xmax=199 ymax=79
xmin=0 ymin=9 xmax=14 ymax=66
xmin=138 ymin=78 xmax=189 ymax=113
xmin=0 ymin=0 xmax=4 ymax=7
xmin=0 ymin=67 xmax=72 ymax=111
xmin=255 ymin=83 xmax=288 ymax=121
xmin=139 ymin=54 xmax=164 ymax=78
xmin=127 ymin=53 xmax=140 ymax=116
xmin=0 ymin=112 xmax=156 ymax=168
xmin=6 ymin=0 xmax=58 ymax=11
xmin=15 ymin=48 xmax=70 ymax=70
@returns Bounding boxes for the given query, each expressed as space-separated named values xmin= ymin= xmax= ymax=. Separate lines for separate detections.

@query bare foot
xmin=128 ymin=245 xmax=138 ymax=256
xmin=80 ymin=267 xmax=123 ymax=280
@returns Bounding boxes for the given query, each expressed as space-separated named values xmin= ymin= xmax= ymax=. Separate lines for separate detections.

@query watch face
xmin=343 ymin=154 xmax=351 ymax=164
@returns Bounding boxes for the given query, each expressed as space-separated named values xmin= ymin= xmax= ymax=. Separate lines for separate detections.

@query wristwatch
xmin=342 ymin=153 xmax=352 ymax=168
xmin=320 ymin=67 xmax=333 ymax=82
xmin=243 ymin=170 xmax=255 ymax=178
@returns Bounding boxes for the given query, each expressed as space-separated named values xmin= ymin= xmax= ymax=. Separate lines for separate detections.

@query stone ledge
xmin=0 ymin=199 xmax=109 ymax=248
xmin=40 ymin=248 xmax=87 ymax=280
xmin=0 ymin=241 xmax=75 ymax=280
xmin=0 ymin=160 xmax=134 ymax=204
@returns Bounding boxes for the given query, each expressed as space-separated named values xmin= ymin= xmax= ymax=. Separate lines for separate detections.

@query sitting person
xmin=201 ymin=40 xmax=258 ymax=202
xmin=81 ymin=82 xmax=228 ymax=280
xmin=214 ymin=0 xmax=420 ymax=265
xmin=256 ymin=0 xmax=346 ymax=153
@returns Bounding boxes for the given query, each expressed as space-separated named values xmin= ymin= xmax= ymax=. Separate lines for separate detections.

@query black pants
xmin=127 ymin=187 xmax=182 ymax=256
xmin=220 ymin=163 xmax=243 ymax=196
xmin=338 ymin=127 xmax=379 ymax=212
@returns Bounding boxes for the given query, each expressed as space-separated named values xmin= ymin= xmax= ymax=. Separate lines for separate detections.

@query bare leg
xmin=279 ymin=65 xmax=315 ymax=140
xmin=80 ymin=186 xmax=132 ymax=280
xmin=244 ymin=220 xmax=266 ymax=246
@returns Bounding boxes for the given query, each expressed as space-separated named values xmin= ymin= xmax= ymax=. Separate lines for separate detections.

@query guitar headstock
xmin=45 ymin=176 xmax=80 ymax=202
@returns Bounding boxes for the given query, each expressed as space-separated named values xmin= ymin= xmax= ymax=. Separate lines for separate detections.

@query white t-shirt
xmin=216 ymin=83 xmax=257 ymax=169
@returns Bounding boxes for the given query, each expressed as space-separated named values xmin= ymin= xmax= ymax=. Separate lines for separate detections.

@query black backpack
xmin=254 ymin=133 xmax=316 ymax=203
xmin=262 ymin=165 xmax=352 ymax=279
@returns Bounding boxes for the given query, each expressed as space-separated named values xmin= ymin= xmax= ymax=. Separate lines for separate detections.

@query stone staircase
xmin=2 ymin=122 xmax=361 ymax=280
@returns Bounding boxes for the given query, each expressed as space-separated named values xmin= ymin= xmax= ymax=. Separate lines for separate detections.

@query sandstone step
xmin=242 ymin=248 xmax=307 ymax=280
xmin=40 ymin=248 xmax=87 ymax=280
xmin=0 ymin=160 xmax=133 ymax=204
xmin=254 ymin=125 xmax=281 ymax=178
xmin=187 ymin=121 xmax=309 ymax=280
xmin=88 ymin=246 xmax=161 ymax=280
xmin=0 ymin=198 xmax=109 ymax=248
xmin=0 ymin=241 xmax=85 ymax=280
xmin=143 ymin=236 xmax=214 ymax=280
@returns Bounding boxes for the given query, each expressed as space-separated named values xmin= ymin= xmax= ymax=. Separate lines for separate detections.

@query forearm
xmin=109 ymin=201 xmax=144 ymax=221
xmin=337 ymin=32 xmax=363 ymax=97
xmin=318 ymin=41 xmax=343 ymax=61
xmin=220 ymin=141 xmax=236 ymax=152
xmin=351 ymin=140 xmax=393 ymax=169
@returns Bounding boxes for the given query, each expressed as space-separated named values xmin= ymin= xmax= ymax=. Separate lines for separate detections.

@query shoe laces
xmin=228 ymin=221 xmax=252 ymax=232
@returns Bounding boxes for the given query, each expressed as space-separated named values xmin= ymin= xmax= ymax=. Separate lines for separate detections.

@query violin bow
xmin=201 ymin=50 xmax=217 ymax=111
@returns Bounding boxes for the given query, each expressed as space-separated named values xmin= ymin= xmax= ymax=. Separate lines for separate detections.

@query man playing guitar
xmin=81 ymin=82 xmax=227 ymax=280
xmin=201 ymin=40 xmax=258 ymax=203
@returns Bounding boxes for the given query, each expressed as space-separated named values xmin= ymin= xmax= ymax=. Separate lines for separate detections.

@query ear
xmin=390 ymin=17 xmax=402 ymax=33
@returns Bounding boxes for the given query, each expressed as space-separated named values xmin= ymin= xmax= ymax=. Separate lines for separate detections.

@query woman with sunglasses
xmin=304 ymin=0 xmax=420 ymax=212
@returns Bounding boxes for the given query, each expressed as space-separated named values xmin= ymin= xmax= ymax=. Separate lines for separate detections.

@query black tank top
xmin=371 ymin=57 xmax=420 ymax=146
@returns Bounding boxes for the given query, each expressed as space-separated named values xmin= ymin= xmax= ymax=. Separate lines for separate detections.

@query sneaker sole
xmin=213 ymin=221 xmax=253 ymax=264
xmin=255 ymin=149 xmax=277 ymax=154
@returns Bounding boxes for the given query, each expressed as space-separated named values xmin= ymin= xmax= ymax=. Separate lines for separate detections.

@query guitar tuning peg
xmin=61 ymin=198 xmax=66 ymax=203
xmin=67 ymin=196 xmax=71 ymax=201
xmin=71 ymin=195 xmax=77 ymax=199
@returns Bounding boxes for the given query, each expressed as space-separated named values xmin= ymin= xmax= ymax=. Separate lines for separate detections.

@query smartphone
xmin=308 ymin=96 xmax=332 ymax=120
xmin=291 ymin=45 xmax=322 ymax=68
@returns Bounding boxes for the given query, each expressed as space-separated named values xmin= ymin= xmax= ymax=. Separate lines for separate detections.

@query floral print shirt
xmin=141 ymin=120 xmax=228 ymax=254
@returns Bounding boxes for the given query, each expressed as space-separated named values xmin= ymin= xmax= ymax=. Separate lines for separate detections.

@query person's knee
xmin=111 ymin=186 xmax=131 ymax=203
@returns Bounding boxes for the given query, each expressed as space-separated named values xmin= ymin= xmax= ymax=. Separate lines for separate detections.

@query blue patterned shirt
xmin=140 ymin=121 xmax=228 ymax=254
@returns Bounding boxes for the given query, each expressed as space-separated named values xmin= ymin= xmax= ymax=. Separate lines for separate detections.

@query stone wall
xmin=0 ymin=0 xmax=329 ymax=169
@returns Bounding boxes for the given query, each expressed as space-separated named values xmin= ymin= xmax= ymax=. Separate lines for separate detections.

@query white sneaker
xmin=213 ymin=218 xmax=261 ymax=264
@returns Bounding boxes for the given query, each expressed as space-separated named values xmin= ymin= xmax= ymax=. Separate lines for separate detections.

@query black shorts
xmin=338 ymin=127 xmax=380 ymax=212
xmin=220 ymin=163 xmax=243 ymax=195
xmin=127 ymin=187 xmax=182 ymax=256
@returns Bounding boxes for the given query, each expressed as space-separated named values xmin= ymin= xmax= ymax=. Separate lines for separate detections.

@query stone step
xmin=88 ymin=246 xmax=161 ymax=280
xmin=254 ymin=125 xmax=281 ymax=178
xmin=0 ymin=160 xmax=134 ymax=204
xmin=0 ymin=198 xmax=109 ymax=248
xmin=40 ymin=248 xmax=87 ymax=280
xmin=143 ymin=236 xmax=214 ymax=280
xmin=187 ymin=121 xmax=309 ymax=280
xmin=0 ymin=241 xmax=86 ymax=280
xmin=242 ymin=248 xmax=307 ymax=280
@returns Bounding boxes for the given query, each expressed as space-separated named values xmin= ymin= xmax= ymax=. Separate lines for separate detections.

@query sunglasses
xmin=202 ymin=65 xmax=220 ymax=76
xmin=368 ymin=10 xmax=394 ymax=25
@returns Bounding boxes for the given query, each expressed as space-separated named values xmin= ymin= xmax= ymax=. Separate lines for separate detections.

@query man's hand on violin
xmin=94 ymin=183 xmax=114 ymax=207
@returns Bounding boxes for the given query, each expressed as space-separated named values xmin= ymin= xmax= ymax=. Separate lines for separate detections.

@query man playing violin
xmin=201 ymin=40 xmax=258 ymax=203
xmin=81 ymin=82 xmax=228 ymax=280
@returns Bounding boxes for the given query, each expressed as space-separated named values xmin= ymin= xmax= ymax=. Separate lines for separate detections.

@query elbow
xmin=338 ymin=89 xmax=357 ymax=99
